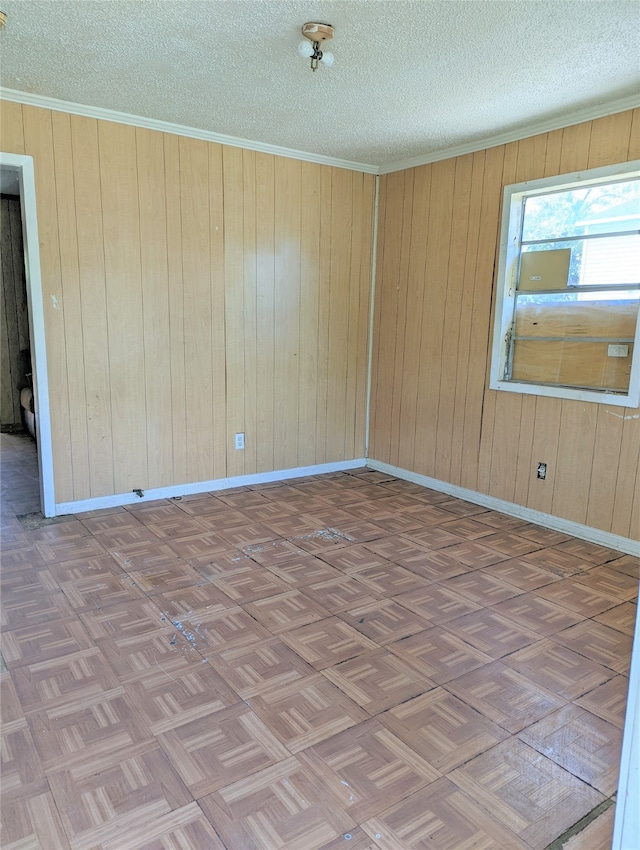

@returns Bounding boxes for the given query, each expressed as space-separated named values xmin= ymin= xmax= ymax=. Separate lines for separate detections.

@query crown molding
xmin=378 ymin=95 xmax=640 ymax=174
xmin=3 ymin=88 xmax=639 ymax=178
xmin=0 ymin=88 xmax=379 ymax=174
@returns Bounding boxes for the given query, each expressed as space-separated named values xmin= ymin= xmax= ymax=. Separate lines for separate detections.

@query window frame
xmin=490 ymin=160 xmax=640 ymax=408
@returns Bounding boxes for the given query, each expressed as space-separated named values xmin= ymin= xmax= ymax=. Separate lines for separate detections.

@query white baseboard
xmin=366 ymin=459 xmax=640 ymax=557
xmin=54 ymin=458 xmax=367 ymax=516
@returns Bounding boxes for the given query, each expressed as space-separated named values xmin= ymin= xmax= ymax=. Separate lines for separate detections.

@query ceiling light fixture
xmin=297 ymin=22 xmax=334 ymax=71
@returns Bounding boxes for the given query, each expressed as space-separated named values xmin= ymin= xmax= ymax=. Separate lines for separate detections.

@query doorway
xmin=0 ymin=153 xmax=54 ymax=516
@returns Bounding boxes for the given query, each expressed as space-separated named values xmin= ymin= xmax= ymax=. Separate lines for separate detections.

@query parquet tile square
xmin=57 ymin=572 xmax=147 ymax=613
xmin=389 ymin=628 xmax=492 ymax=684
xmin=154 ymin=582 xmax=235 ymax=620
xmin=443 ymin=609 xmax=539 ymax=658
xmin=338 ymin=599 xmax=430 ymax=644
xmin=574 ymin=564 xmax=639 ymax=601
xmin=473 ymin=511 xmax=528 ymax=531
xmin=187 ymin=548 xmax=256 ymax=581
xmin=393 ymin=583 xmax=481 ymax=624
xmin=1 ymin=716 xmax=47 ymax=800
xmin=553 ymin=619 xmax=632 ymax=673
xmin=439 ymin=516 xmax=496 ymax=539
xmin=322 ymin=648 xmax=435 ymax=715
xmin=291 ymin=528 xmax=353 ymax=554
xmin=211 ymin=567 xmax=289 ymax=604
xmin=29 ymin=520 xmax=91 ymax=542
xmin=176 ymin=606 xmax=270 ymax=653
xmin=90 ymin=525 xmax=164 ymax=552
xmin=11 ymin=646 xmax=122 ymax=714
xmin=30 ymin=690 xmax=152 ymax=774
xmin=513 ymin=524 xmax=571 ymax=547
xmin=437 ymin=499 xmax=488 ymax=518
xmin=0 ymin=670 xmax=23 ymax=723
xmin=402 ymin=524 xmax=464 ymax=550
xmin=199 ymin=756 xmax=354 ymax=850
xmin=396 ymin=548 xmax=473 ymax=581
xmin=535 ymin=578 xmax=620 ymax=617
xmin=302 ymin=575 xmax=378 ymax=613
xmin=34 ymin=535 xmax=107 ymax=564
xmin=156 ymin=703 xmax=290 ymax=797
xmin=520 ymin=704 xmax=623 ymax=795
xmin=165 ymin=531 xmax=230 ymax=560
xmin=0 ymin=544 xmax=46 ymax=571
xmin=404 ymin=504 xmax=459 ymax=525
xmin=445 ymin=660 xmax=566 ymax=733
xmin=299 ymin=718 xmax=440 ymax=822
xmin=327 ymin=518 xmax=387 ymax=544
xmin=245 ymin=590 xmax=330 ymax=632
xmin=482 ymin=557 xmax=561 ymax=591
xmin=124 ymin=502 xmax=192 ymax=525
xmin=238 ymin=500 xmax=298 ymax=523
xmin=240 ymin=538 xmax=308 ymax=566
xmin=1 ymin=618 xmax=94 ymax=669
xmin=280 ymin=617 xmax=377 ymax=669
xmin=476 ymin=531 xmax=543 ymax=557
xmin=264 ymin=556 xmax=342 ymax=587
xmin=47 ymin=743 xmax=193 ymax=849
xmin=381 ymin=687 xmax=508 ymax=772
xmin=504 ymin=639 xmax=613 ymax=700
xmin=606 ymin=554 xmax=640 ymax=578
xmin=217 ymin=489 xmax=272 ymax=508
xmin=594 ymin=600 xmax=638 ymax=635
xmin=126 ymin=561 xmax=204 ymax=593
xmin=210 ymin=637 xmax=315 ymax=697
xmin=0 ymin=589 xmax=75 ymax=631
xmin=442 ymin=540 xmax=511 ymax=568
xmin=1 ymin=790 xmax=72 ymax=850
xmin=361 ymin=776 xmax=528 ymax=850
xmin=197 ymin=508 xmax=262 ymax=531
xmin=247 ymin=674 xmax=368 ymax=752
xmin=79 ymin=599 xmax=165 ymax=640
xmin=91 ymin=801 xmax=227 ymax=850
xmin=576 ymin=675 xmax=630 ymax=728
xmin=351 ymin=563 xmax=430 ymax=596
xmin=109 ymin=540 xmax=183 ymax=571
xmin=521 ymin=547 xmax=591 ymax=577
xmin=217 ymin=522 xmax=279 ymax=548
xmin=443 ymin=571 xmax=522 ymax=606
xmin=450 ymin=739 xmax=604 ymax=848
xmin=264 ymin=514 xmax=325 ymax=538
xmin=554 ymin=539 xmax=621 ymax=565
xmin=495 ymin=592 xmax=583 ymax=635
xmin=97 ymin=628 xmax=202 ymax=682
xmin=80 ymin=512 xmax=145 ymax=535
xmin=124 ymin=660 xmax=239 ymax=733
xmin=145 ymin=516 xmax=213 ymax=540
xmin=366 ymin=512 xmax=427 ymax=535
xmin=316 ymin=543 xmax=394 ymax=573
xmin=47 ymin=553 xmax=126 ymax=584
xmin=0 ymin=565 xmax=59 ymax=596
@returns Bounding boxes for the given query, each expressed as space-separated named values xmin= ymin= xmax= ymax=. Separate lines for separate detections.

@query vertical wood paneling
xmin=0 ymin=100 xmax=25 ymax=153
xmin=136 ymin=127 xmax=172 ymax=489
xmin=273 ymin=156 xmax=301 ymax=470
xmin=0 ymin=198 xmax=28 ymax=425
xmin=353 ymin=173 xmax=375 ymax=457
xmin=180 ymin=137 xmax=213 ymax=483
xmin=51 ymin=112 xmax=90 ymax=496
xmin=242 ymin=149 xmax=258 ymax=473
xmin=209 ymin=143 xmax=226 ymax=481
xmin=315 ymin=166 xmax=333 ymax=464
xmin=70 ymin=115 xmax=114 ymax=498
xmin=415 ymin=159 xmax=456 ymax=477
xmin=23 ymin=105 xmax=73 ymax=502
xmin=255 ymin=152 xmax=275 ymax=473
xmin=434 ymin=154 xmax=473 ymax=483
xmin=326 ymin=168 xmax=353 ymax=462
xmin=298 ymin=161 xmax=321 ymax=466
xmin=371 ymin=108 xmax=638 ymax=538
xmin=99 ymin=121 xmax=147 ymax=493
xmin=163 ymin=132 xmax=187 ymax=485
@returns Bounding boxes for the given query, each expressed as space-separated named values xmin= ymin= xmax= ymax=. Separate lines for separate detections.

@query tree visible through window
xmin=491 ymin=162 xmax=640 ymax=407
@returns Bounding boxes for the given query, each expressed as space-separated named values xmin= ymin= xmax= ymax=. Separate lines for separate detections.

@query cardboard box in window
xmin=518 ymin=248 xmax=571 ymax=291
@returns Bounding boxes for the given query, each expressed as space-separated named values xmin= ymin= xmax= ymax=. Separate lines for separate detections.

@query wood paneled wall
xmin=0 ymin=196 xmax=29 ymax=426
xmin=370 ymin=109 xmax=640 ymax=539
xmin=0 ymin=101 xmax=374 ymax=503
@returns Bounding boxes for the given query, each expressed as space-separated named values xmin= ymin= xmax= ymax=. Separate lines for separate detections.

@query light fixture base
xmin=301 ymin=22 xmax=334 ymax=43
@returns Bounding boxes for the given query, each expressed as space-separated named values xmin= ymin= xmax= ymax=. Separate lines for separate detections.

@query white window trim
xmin=490 ymin=160 xmax=640 ymax=408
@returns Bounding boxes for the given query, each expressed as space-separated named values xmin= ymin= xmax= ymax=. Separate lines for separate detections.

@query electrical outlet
xmin=235 ymin=432 xmax=245 ymax=450
xmin=537 ymin=462 xmax=547 ymax=480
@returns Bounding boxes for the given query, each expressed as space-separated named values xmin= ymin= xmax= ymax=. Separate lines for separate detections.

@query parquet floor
xmin=1 ymin=432 xmax=637 ymax=850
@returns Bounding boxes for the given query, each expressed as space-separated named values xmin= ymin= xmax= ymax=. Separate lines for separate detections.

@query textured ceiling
xmin=0 ymin=0 xmax=639 ymax=169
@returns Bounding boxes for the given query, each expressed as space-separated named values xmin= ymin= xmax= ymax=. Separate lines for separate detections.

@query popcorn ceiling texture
xmin=1 ymin=0 xmax=638 ymax=168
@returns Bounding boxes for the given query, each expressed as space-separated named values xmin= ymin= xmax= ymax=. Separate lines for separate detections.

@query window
xmin=490 ymin=161 xmax=640 ymax=408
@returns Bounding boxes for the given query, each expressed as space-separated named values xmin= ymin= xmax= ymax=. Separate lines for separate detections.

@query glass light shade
xmin=297 ymin=40 xmax=313 ymax=58
xmin=320 ymin=51 xmax=334 ymax=66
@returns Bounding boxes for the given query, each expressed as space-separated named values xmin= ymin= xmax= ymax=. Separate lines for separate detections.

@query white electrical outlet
xmin=608 ymin=344 xmax=629 ymax=358
xmin=235 ymin=433 xmax=245 ymax=450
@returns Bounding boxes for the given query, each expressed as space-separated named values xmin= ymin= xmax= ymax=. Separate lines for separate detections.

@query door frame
xmin=1 ymin=152 xmax=55 ymax=516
